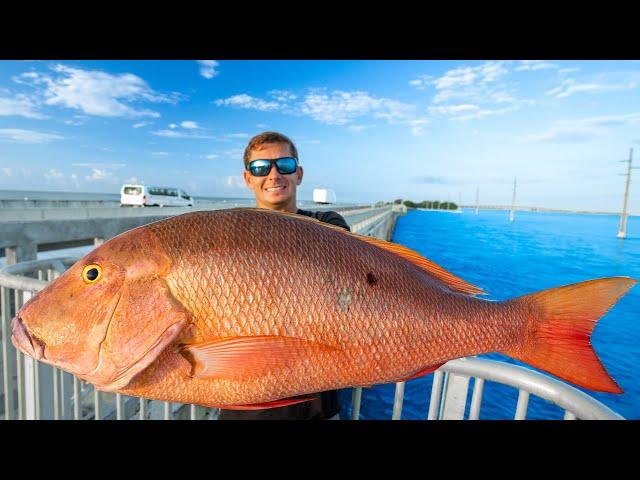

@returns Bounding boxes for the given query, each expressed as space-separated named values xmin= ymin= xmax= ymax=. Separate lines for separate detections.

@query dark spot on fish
xmin=366 ymin=272 xmax=377 ymax=286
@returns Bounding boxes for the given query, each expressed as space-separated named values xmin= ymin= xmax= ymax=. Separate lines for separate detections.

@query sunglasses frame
xmin=247 ymin=157 xmax=299 ymax=177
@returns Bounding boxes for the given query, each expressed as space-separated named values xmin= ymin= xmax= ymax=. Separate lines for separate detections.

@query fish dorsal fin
xmin=354 ymin=236 xmax=485 ymax=296
xmin=237 ymin=208 xmax=484 ymax=296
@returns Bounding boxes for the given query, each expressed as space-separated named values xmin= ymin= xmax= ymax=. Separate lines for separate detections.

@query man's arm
xmin=314 ymin=211 xmax=351 ymax=231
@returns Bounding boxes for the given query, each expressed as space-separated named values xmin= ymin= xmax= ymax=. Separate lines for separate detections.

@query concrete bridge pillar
xmin=5 ymin=243 xmax=37 ymax=265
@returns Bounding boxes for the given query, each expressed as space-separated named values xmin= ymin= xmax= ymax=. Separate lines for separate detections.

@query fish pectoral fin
xmin=395 ymin=363 xmax=445 ymax=383
xmin=205 ymin=397 xmax=317 ymax=410
xmin=179 ymin=335 xmax=337 ymax=380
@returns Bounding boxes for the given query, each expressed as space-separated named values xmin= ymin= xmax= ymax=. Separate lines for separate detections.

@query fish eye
xmin=82 ymin=264 xmax=102 ymax=284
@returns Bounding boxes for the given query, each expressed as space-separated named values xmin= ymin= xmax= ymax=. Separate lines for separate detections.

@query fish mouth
xmin=11 ymin=316 xmax=45 ymax=361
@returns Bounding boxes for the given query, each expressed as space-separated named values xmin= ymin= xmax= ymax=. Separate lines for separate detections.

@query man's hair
xmin=243 ymin=131 xmax=299 ymax=168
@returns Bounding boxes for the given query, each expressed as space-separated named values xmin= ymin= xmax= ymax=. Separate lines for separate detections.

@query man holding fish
xmin=219 ymin=131 xmax=349 ymax=420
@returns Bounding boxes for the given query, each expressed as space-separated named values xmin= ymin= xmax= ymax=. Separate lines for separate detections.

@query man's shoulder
xmin=296 ymin=209 xmax=351 ymax=231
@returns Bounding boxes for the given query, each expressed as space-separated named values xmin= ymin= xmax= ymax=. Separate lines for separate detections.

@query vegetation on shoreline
xmin=393 ymin=199 xmax=459 ymax=210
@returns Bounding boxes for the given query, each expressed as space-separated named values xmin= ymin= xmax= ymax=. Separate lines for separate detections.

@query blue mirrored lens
xmin=249 ymin=160 xmax=272 ymax=176
xmin=275 ymin=157 xmax=297 ymax=174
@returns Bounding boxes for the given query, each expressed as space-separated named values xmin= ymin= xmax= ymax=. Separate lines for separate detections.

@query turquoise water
xmin=338 ymin=209 xmax=639 ymax=420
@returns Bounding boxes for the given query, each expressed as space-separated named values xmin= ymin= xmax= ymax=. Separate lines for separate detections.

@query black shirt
xmin=218 ymin=209 xmax=350 ymax=420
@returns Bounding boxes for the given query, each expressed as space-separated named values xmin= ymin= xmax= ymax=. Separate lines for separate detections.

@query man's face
xmin=243 ymin=142 xmax=304 ymax=211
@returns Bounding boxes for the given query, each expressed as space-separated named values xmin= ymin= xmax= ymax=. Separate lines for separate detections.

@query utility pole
xmin=475 ymin=187 xmax=479 ymax=215
xmin=509 ymin=177 xmax=517 ymax=223
xmin=617 ymin=148 xmax=636 ymax=239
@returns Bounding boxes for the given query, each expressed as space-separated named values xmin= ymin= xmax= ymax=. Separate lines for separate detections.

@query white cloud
xmin=408 ymin=118 xmax=429 ymax=136
xmin=198 ymin=60 xmax=219 ymax=79
xmin=269 ymin=90 xmax=297 ymax=102
xmin=169 ymin=123 xmax=178 ymax=129
xmin=226 ymin=175 xmax=245 ymax=189
xmin=2 ymin=167 xmax=12 ymax=176
xmin=413 ymin=62 xmax=532 ymax=122
xmin=205 ymin=154 xmax=220 ymax=159
xmin=299 ymin=90 xmax=415 ymax=125
xmin=216 ymin=88 xmax=426 ymax=135
xmin=72 ymin=163 xmax=126 ymax=169
xmin=151 ymin=129 xmax=214 ymax=139
xmin=425 ymin=61 xmax=513 ymax=105
xmin=16 ymin=64 xmax=176 ymax=118
xmin=133 ymin=121 xmax=150 ymax=128
xmin=85 ymin=168 xmax=112 ymax=181
xmin=63 ymin=119 xmax=84 ymax=126
xmin=408 ymin=76 xmax=433 ymax=90
xmin=0 ymin=128 xmax=64 ymax=143
xmin=515 ymin=60 xmax=559 ymax=71
xmin=348 ymin=125 xmax=368 ymax=133
xmin=180 ymin=120 xmax=199 ymax=129
xmin=546 ymin=77 xmax=639 ymax=98
xmin=256 ymin=123 xmax=268 ymax=128
xmin=429 ymin=104 xmax=479 ymax=115
xmin=224 ymin=132 xmax=249 ymax=139
xmin=151 ymin=151 xmax=170 ymax=157
xmin=214 ymin=94 xmax=280 ymax=111
xmin=523 ymin=112 xmax=640 ymax=143
xmin=0 ymin=94 xmax=46 ymax=119
xmin=44 ymin=169 xmax=64 ymax=181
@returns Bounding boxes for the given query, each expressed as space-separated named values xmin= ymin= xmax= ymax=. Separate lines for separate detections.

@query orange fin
xmin=180 ymin=335 xmax=337 ymax=380
xmin=396 ymin=363 xmax=445 ymax=383
xmin=243 ymin=208 xmax=484 ymax=296
xmin=507 ymin=277 xmax=637 ymax=394
xmin=206 ymin=397 xmax=317 ymax=410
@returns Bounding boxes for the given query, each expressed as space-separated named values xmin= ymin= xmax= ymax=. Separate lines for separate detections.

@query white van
xmin=120 ymin=185 xmax=194 ymax=207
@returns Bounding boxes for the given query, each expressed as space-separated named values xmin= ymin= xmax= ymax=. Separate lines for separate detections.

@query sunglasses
xmin=247 ymin=157 xmax=298 ymax=177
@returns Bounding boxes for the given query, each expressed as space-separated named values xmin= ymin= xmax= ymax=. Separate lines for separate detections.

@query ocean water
xmin=338 ymin=209 xmax=640 ymax=420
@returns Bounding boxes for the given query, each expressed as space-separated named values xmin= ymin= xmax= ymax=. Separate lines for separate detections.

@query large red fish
xmin=11 ymin=208 xmax=636 ymax=409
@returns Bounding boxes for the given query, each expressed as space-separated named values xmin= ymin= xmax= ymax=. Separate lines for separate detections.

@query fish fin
xmin=395 ymin=363 xmax=446 ymax=383
xmin=506 ymin=277 xmax=637 ymax=394
xmin=355 ymin=236 xmax=485 ymax=296
xmin=240 ymin=208 xmax=484 ymax=296
xmin=205 ymin=397 xmax=317 ymax=410
xmin=180 ymin=335 xmax=337 ymax=380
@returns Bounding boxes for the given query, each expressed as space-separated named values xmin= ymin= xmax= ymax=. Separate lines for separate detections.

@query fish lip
xmin=11 ymin=316 xmax=45 ymax=361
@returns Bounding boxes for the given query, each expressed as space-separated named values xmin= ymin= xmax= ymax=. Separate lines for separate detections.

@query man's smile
xmin=266 ymin=185 xmax=287 ymax=192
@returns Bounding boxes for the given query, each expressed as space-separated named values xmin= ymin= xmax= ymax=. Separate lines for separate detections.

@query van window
xmin=123 ymin=186 xmax=142 ymax=195
xmin=169 ymin=189 xmax=178 ymax=197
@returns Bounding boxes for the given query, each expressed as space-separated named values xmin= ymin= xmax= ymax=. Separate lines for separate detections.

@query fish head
xmin=12 ymin=226 xmax=188 ymax=392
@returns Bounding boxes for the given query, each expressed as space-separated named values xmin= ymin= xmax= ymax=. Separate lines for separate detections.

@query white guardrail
xmin=0 ymin=206 xmax=624 ymax=420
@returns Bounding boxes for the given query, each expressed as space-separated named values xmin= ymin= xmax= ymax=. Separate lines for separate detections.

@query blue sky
xmin=1 ymin=60 xmax=639 ymax=212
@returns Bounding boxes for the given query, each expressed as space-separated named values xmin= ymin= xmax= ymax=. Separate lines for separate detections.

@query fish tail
xmin=505 ymin=277 xmax=636 ymax=394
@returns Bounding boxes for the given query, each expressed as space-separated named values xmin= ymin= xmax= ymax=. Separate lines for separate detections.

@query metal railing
xmin=349 ymin=357 xmax=623 ymax=420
